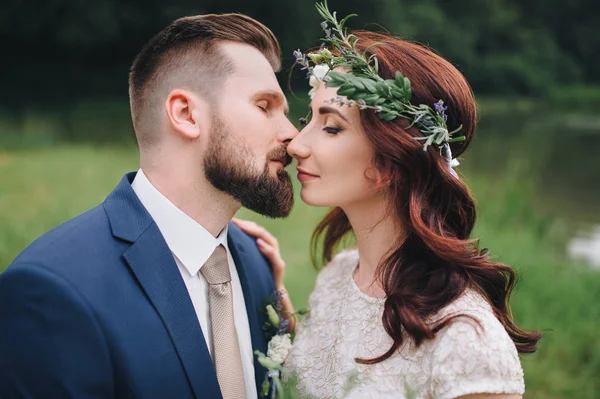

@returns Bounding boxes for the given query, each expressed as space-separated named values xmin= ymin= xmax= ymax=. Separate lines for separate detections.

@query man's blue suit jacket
xmin=0 ymin=172 xmax=275 ymax=398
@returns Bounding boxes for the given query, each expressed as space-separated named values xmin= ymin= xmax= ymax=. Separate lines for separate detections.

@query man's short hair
xmin=128 ymin=14 xmax=281 ymax=147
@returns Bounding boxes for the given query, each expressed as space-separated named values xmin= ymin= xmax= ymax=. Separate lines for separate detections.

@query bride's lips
xmin=297 ymin=167 xmax=319 ymax=182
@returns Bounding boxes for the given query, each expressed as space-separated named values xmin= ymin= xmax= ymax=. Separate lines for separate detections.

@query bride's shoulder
xmin=436 ymin=289 xmax=495 ymax=321
xmin=431 ymin=289 xmax=517 ymax=350
xmin=426 ymin=289 xmax=525 ymax=397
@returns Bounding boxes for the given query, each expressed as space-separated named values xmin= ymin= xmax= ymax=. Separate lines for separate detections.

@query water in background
xmin=460 ymin=100 xmax=600 ymax=269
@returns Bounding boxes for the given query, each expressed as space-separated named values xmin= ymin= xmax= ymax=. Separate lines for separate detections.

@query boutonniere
xmin=255 ymin=290 xmax=308 ymax=399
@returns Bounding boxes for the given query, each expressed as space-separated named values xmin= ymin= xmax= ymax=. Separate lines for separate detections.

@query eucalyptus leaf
xmin=344 ymin=75 xmax=365 ymax=90
xmin=337 ymin=85 xmax=357 ymax=96
xmin=361 ymin=79 xmax=378 ymax=93
xmin=362 ymin=94 xmax=380 ymax=103
xmin=327 ymin=71 xmax=347 ymax=81
xmin=389 ymin=102 xmax=405 ymax=112
xmin=379 ymin=111 xmax=398 ymax=121
xmin=403 ymin=77 xmax=411 ymax=93
xmin=391 ymin=88 xmax=406 ymax=100
xmin=376 ymin=81 xmax=391 ymax=97
xmin=348 ymin=91 xmax=370 ymax=100
xmin=394 ymin=71 xmax=404 ymax=86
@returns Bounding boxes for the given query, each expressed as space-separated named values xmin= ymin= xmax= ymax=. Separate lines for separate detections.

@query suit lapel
xmin=105 ymin=173 xmax=222 ymax=399
xmin=228 ymin=229 xmax=270 ymax=393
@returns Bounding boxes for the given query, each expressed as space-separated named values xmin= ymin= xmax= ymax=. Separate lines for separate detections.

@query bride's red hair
xmin=311 ymin=31 xmax=541 ymax=364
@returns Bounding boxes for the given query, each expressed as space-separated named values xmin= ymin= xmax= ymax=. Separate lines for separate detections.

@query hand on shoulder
xmin=232 ymin=218 xmax=286 ymax=290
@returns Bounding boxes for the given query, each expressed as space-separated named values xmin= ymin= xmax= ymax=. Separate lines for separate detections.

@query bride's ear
xmin=164 ymin=89 xmax=209 ymax=140
xmin=366 ymin=166 xmax=391 ymax=190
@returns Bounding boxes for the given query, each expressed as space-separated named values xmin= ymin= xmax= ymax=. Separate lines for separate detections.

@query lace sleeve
xmin=429 ymin=311 xmax=525 ymax=399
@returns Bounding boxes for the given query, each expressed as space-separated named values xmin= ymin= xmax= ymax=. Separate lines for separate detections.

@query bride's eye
xmin=323 ymin=126 xmax=343 ymax=135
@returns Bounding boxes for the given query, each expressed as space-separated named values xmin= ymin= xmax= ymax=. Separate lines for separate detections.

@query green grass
xmin=1 ymin=145 xmax=598 ymax=398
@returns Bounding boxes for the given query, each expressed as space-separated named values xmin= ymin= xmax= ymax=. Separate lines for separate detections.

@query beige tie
xmin=201 ymin=244 xmax=246 ymax=399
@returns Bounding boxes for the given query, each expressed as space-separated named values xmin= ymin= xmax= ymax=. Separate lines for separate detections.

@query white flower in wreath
xmin=308 ymin=64 xmax=330 ymax=99
xmin=267 ymin=333 xmax=293 ymax=365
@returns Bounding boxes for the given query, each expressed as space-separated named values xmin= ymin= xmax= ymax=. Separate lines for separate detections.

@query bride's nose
xmin=287 ymin=131 xmax=310 ymax=160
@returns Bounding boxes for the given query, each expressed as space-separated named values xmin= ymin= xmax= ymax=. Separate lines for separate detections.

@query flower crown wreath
xmin=294 ymin=1 xmax=466 ymax=176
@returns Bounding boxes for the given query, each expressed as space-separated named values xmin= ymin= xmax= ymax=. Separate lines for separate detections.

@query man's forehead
xmin=218 ymin=42 xmax=288 ymax=112
xmin=220 ymin=42 xmax=274 ymax=74
xmin=222 ymin=46 xmax=281 ymax=86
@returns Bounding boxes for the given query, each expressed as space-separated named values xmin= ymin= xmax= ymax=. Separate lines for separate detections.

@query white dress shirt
xmin=131 ymin=169 xmax=257 ymax=399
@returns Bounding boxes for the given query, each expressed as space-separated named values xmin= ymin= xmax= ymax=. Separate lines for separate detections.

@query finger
xmin=232 ymin=218 xmax=251 ymax=226
xmin=257 ymin=229 xmax=278 ymax=248
xmin=236 ymin=222 xmax=279 ymax=247
xmin=257 ymin=239 xmax=285 ymax=267
xmin=256 ymin=239 xmax=276 ymax=259
xmin=248 ymin=224 xmax=277 ymax=246
xmin=233 ymin=219 xmax=262 ymax=235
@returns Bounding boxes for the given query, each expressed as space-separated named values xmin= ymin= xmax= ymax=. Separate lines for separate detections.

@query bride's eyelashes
xmin=323 ymin=125 xmax=343 ymax=135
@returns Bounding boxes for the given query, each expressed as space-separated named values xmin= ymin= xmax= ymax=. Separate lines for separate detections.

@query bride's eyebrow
xmin=318 ymin=106 xmax=349 ymax=123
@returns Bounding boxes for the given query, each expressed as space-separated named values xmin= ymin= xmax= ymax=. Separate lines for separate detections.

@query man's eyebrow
xmin=252 ymin=90 xmax=289 ymax=115
xmin=318 ymin=105 xmax=349 ymax=123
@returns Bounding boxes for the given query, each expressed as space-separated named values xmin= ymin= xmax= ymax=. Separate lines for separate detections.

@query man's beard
xmin=203 ymin=114 xmax=294 ymax=218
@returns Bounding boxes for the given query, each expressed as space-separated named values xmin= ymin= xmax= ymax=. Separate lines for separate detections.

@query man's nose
xmin=279 ymin=117 xmax=300 ymax=144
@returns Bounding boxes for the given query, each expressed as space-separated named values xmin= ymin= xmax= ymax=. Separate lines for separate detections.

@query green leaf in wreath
xmin=337 ymin=84 xmax=357 ymax=96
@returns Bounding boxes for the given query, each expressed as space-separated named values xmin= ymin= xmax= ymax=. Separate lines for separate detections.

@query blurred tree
xmin=0 ymin=0 xmax=597 ymax=108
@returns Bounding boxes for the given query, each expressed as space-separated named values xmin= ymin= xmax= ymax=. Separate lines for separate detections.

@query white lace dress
xmin=286 ymin=249 xmax=525 ymax=399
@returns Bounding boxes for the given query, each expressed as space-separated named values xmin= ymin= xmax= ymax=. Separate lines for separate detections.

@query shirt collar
xmin=131 ymin=169 xmax=229 ymax=276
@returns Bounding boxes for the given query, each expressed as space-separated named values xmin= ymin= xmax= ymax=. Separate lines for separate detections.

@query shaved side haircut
xmin=128 ymin=14 xmax=281 ymax=148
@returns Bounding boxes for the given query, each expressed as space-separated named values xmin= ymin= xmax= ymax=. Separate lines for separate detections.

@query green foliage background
xmin=1 ymin=0 xmax=599 ymax=109
xmin=1 ymin=1 xmax=599 ymax=397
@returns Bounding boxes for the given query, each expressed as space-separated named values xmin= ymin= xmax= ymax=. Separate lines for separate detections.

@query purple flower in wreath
xmin=434 ymin=99 xmax=448 ymax=122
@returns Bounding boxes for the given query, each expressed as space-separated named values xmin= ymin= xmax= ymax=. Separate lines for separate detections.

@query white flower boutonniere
xmin=267 ymin=333 xmax=293 ymax=365
xmin=255 ymin=290 xmax=309 ymax=399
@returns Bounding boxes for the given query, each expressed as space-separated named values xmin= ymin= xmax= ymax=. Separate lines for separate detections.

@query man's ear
xmin=165 ymin=89 xmax=208 ymax=140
